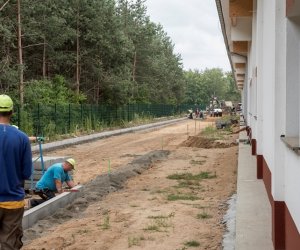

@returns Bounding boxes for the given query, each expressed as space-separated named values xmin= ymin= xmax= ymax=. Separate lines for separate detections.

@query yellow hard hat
xmin=66 ymin=158 xmax=76 ymax=169
xmin=0 ymin=94 xmax=13 ymax=112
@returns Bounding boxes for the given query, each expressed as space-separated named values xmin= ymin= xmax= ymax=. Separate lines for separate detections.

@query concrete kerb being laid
xmin=30 ymin=117 xmax=186 ymax=154
xmin=23 ymin=185 xmax=83 ymax=230
xmin=23 ymin=118 xmax=184 ymax=231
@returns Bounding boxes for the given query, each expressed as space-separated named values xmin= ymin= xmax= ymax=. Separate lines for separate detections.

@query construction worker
xmin=30 ymin=158 xmax=76 ymax=207
xmin=0 ymin=94 xmax=32 ymax=249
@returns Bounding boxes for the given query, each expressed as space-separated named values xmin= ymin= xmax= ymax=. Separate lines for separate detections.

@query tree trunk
xmin=132 ymin=50 xmax=137 ymax=82
xmin=75 ymin=6 xmax=80 ymax=95
xmin=95 ymin=80 xmax=100 ymax=104
xmin=0 ymin=0 xmax=10 ymax=11
xmin=42 ymin=37 xmax=46 ymax=78
xmin=17 ymin=0 xmax=24 ymax=106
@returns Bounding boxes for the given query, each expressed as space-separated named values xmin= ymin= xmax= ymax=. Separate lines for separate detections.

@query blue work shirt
xmin=36 ymin=163 xmax=72 ymax=192
xmin=0 ymin=124 xmax=32 ymax=202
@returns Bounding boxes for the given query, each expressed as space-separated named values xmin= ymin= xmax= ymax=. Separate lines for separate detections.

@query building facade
xmin=215 ymin=0 xmax=300 ymax=249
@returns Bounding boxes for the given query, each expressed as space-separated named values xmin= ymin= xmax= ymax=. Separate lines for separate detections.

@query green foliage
xmin=24 ymin=75 xmax=86 ymax=105
xmin=0 ymin=0 xmax=185 ymax=105
xmin=184 ymin=69 xmax=240 ymax=106
xmin=1 ymin=0 xmax=238 ymax=113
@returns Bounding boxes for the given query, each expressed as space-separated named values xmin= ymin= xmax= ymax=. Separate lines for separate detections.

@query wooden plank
xmin=235 ymin=63 xmax=246 ymax=69
xmin=230 ymin=0 xmax=253 ymax=17
xmin=233 ymin=41 xmax=248 ymax=54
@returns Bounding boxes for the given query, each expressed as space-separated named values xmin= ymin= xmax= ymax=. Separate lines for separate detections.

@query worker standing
xmin=0 ymin=94 xmax=32 ymax=249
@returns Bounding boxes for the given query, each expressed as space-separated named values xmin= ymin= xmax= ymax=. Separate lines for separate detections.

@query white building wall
xmin=255 ymin=0 xmax=264 ymax=155
xmin=285 ymin=150 xmax=300 ymax=232
xmin=231 ymin=17 xmax=252 ymax=41
xmin=284 ymin=16 xmax=300 ymax=232
xmin=273 ymin=0 xmax=286 ymax=202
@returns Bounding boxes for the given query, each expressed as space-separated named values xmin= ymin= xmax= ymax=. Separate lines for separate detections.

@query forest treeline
xmin=0 ymin=0 xmax=240 ymax=107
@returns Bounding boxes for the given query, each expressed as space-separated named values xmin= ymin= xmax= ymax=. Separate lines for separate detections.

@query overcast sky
xmin=145 ymin=0 xmax=231 ymax=72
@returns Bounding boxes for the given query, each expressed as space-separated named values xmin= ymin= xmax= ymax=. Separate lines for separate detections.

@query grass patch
xmin=174 ymin=180 xmax=202 ymax=190
xmin=167 ymin=171 xmax=216 ymax=181
xmin=190 ymin=159 xmax=206 ymax=165
xmin=128 ymin=235 xmax=145 ymax=247
xmin=184 ymin=240 xmax=200 ymax=247
xmin=151 ymin=189 xmax=168 ymax=194
xmin=148 ymin=212 xmax=175 ymax=219
xmin=197 ymin=211 xmax=212 ymax=219
xmin=144 ymin=213 xmax=174 ymax=232
xmin=100 ymin=214 xmax=110 ymax=230
xmin=167 ymin=194 xmax=199 ymax=201
xmin=201 ymin=124 xmax=233 ymax=140
xmin=77 ymin=229 xmax=90 ymax=234
xmin=144 ymin=224 xmax=161 ymax=232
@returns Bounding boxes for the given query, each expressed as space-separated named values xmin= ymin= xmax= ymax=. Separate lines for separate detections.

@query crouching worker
xmin=30 ymin=158 xmax=76 ymax=207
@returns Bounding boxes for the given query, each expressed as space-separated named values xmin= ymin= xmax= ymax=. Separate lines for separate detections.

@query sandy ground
xmin=23 ymin=118 xmax=238 ymax=250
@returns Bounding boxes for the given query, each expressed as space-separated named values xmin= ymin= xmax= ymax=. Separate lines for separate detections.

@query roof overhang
xmin=215 ymin=0 xmax=253 ymax=90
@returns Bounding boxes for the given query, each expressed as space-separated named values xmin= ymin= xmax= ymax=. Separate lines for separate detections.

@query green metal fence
xmin=12 ymin=103 xmax=205 ymax=137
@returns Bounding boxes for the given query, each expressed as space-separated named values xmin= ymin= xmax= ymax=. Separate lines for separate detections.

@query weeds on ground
xmin=174 ymin=180 xmax=203 ymax=190
xmin=147 ymin=212 xmax=175 ymax=219
xmin=184 ymin=240 xmax=200 ymax=247
xmin=197 ymin=211 xmax=213 ymax=219
xmin=100 ymin=214 xmax=110 ymax=230
xmin=144 ymin=214 xmax=174 ymax=232
xmin=190 ymin=159 xmax=206 ymax=165
xmin=77 ymin=229 xmax=90 ymax=234
xmin=167 ymin=171 xmax=216 ymax=181
xmin=201 ymin=125 xmax=232 ymax=140
xmin=167 ymin=193 xmax=199 ymax=201
xmin=128 ymin=235 xmax=145 ymax=247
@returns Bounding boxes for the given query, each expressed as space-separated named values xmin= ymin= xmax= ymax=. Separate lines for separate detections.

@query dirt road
xmin=23 ymin=118 xmax=238 ymax=250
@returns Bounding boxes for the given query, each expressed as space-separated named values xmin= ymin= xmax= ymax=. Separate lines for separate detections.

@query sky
xmin=144 ymin=0 xmax=231 ymax=72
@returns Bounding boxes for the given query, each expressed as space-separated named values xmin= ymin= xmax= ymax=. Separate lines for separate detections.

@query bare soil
xmin=23 ymin=118 xmax=238 ymax=250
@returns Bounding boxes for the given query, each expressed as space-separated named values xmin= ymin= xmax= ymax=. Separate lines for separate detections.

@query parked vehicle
xmin=213 ymin=108 xmax=223 ymax=117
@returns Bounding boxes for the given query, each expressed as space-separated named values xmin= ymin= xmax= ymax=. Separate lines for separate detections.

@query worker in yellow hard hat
xmin=29 ymin=158 xmax=76 ymax=207
xmin=0 ymin=94 xmax=32 ymax=249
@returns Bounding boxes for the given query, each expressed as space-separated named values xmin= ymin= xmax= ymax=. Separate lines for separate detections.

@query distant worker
xmin=188 ymin=109 xmax=193 ymax=119
xmin=30 ymin=158 xmax=76 ymax=207
xmin=199 ymin=110 xmax=204 ymax=119
xmin=195 ymin=108 xmax=199 ymax=118
xmin=0 ymin=94 xmax=32 ymax=249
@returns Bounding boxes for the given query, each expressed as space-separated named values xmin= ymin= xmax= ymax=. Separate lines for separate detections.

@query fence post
xmin=127 ymin=103 xmax=130 ymax=121
xmin=37 ymin=103 xmax=41 ymax=135
xmin=54 ymin=104 xmax=57 ymax=133
xmin=17 ymin=105 xmax=21 ymax=129
xmin=81 ymin=104 xmax=83 ymax=127
xmin=90 ymin=104 xmax=94 ymax=130
xmin=68 ymin=104 xmax=71 ymax=133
